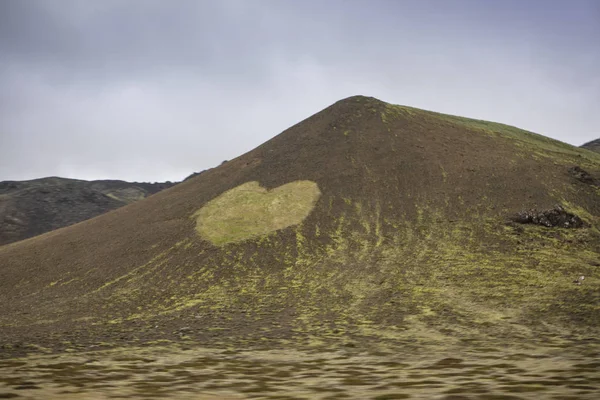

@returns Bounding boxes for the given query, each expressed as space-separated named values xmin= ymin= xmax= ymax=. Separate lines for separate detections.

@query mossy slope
xmin=1 ymin=96 xmax=599 ymax=354
xmin=194 ymin=180 xmax=321 ymax=246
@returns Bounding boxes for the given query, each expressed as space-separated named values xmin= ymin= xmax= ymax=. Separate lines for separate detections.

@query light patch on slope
xmin=194 ymin=181 xmax=321 ymax=246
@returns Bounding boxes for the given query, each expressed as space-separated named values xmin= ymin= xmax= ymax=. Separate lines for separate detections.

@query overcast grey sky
xmin=1 ymin=0 xmax=599 ymax=182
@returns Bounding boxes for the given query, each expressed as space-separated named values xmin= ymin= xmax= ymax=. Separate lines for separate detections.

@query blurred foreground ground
xmin=1 ymin=337 xmax=598 ymax=399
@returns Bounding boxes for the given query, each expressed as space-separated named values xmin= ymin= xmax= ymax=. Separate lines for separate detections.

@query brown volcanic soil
xmin=0 ymin=177 xmax=174 ymax=246
xmin=1 ymin=96 xmax=600 ymax=360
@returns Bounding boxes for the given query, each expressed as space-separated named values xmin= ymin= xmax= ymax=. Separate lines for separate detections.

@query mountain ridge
xmin=581 ymin=138 xmax=600 ymax=153
xmin=1 ymin=95 xmax=599 ymax=358
xmin=0 ymin=176 xmax=175 ymax=246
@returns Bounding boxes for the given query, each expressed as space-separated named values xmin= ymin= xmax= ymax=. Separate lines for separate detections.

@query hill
xmin=0 ymin=177 xmax=174 ymax=246
xmin=1 ymin=96 xmax=599 ymax=361
xmin=581 ymin=138 xmax=600 ymax=153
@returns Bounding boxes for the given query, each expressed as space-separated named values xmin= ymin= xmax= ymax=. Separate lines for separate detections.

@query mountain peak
xmin=1 ymin=97 xmax=599 ymax=359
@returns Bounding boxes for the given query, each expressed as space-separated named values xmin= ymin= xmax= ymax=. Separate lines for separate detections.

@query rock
xmin=512 ymin=205 xmax=587 ymax=228
xmin=568 ymin=166 xmax=599 ymax=186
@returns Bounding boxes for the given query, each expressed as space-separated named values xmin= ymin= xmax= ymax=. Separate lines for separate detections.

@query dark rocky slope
xmin=0 ymin=177 xmax=174 ymax=246
xmin=581 ymin=138 xmax=600 ymax=153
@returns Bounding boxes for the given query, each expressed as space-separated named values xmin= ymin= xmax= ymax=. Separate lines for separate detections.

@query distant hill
xmin=0 ymin=177 xmax=175 ymax=246
xmin=581 ymin=138 xmax=600 ymax=153
xmin=1 ymin=95 xmax=599 ymax=359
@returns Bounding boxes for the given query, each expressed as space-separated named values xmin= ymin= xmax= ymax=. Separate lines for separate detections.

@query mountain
xmin=0 ymin=177 xmax=175 ymax=246
xmin=1 ymin=95 xmax=599 ymax=360
xmin=581 ymin=138 xmax=600 ymax=153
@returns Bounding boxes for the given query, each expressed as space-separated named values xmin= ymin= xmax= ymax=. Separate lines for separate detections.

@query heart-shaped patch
xmin=194 ymin=180 xmax=321 ymax=245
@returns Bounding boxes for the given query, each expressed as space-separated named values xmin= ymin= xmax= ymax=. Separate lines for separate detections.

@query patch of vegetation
xmin=94 ymin=195 xmax=599 ymax=342
xmin=193 ymin=181 xmax=321 ymax=246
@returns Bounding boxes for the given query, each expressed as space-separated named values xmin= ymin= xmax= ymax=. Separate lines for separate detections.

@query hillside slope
xmin=1 ymin=95 xmax=599 ymax=357
xmin=0 ymin=177 xmax=174 ymax=246
xmin=581 ymin=138 xmax=600 ymax=153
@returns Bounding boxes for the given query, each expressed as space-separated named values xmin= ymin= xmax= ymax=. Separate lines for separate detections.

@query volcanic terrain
xmin=582 ymin=138 xmax=600 ymax=154
xmin=0 ymin=177 xmax=174 ymax=246
xmin=1 ymin=96 xmax=599 ymax=399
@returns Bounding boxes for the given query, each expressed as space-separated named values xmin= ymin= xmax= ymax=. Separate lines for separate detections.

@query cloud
xmin=1 ymin=0 xmax=599 ymax=181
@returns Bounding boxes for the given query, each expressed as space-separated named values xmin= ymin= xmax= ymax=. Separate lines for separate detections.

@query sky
xmin=1 ymin=0 xmax=599 ymax=182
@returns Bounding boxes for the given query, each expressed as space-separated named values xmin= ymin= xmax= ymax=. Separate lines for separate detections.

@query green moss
xmin=87 ymin=238 xmax=190 ymax=297
xmin=193 ymin=181 xmax=321 ymax=246
xmin=440 ymin=165 xmax=448 ymax=182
